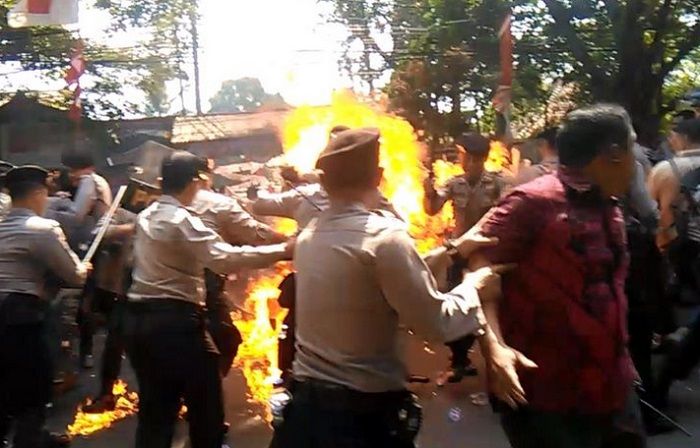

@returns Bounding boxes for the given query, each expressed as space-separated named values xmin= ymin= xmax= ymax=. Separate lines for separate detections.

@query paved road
xmin=45 ymin=334 xmax=699 ymax=448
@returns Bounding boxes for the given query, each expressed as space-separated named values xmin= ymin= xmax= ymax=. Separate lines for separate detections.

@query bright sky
xmin=0 ymin=0 xmax=354 ymax=114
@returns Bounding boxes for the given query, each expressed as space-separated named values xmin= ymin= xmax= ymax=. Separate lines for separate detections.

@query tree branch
xmin=602 ymin=0 xmax=623 ymax=48
xmin=650 ymin=0 xmax=675 ymax=61
xmin=660 ymin=21 xmax=700 ymax=77
xmin=542 ymin=0 xmax=609 ymax=95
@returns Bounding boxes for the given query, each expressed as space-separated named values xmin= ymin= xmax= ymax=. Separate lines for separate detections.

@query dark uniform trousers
xmin=269 ymin=380 xmax=418 ymax=448
xmin=96 ymin=289 xmax=127 ymax=397
xmin=204 ymin=270 xmax=243 ymax=377
xmin=0 ymin=293 xmax=53 ymax=448
xmin=445 ymin=258 xmax=476 ymax=369
xmin=124 ymin=299 xmax=224 ymax=448
xmin=276 ymin=273 xmax=296 ymax=382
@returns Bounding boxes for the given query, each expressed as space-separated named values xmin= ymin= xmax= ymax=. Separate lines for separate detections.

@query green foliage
xmin=208 ymin=78 xmax=287 ymax=114
xmin=0 ymin=0 xmax=195 ymax=118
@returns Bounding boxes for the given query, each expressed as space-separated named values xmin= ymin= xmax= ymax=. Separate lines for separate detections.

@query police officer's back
xmin=124 ymin=152 xmax=293 ymax=448
xmin=269 ymin=129 xmax=513 ymax=448
xmin=0 ymin=166 xmax=88 ymax=448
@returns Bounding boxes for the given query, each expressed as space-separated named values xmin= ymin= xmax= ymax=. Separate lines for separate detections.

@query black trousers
xmin=625 ymin=231 xmax=660 ymax=400
xmin=98 ymin=292 xmax=127 ymax=397
xmin=657 ymin=311 xmax=700 ymax=404
xmin=499 ymin=389 xmax=646 ymax=448
xmin=0 ymin=293 xmax=53 ymax=448
xmin=124 ymin=300 xmax=224 ymax=448
xmin=205 ymin=270 xmax=243 ymax=377
xmin=445 ymin=260 xmax=476 ymax=368
xmin=269 ymin=381 xmax=416 ymax=448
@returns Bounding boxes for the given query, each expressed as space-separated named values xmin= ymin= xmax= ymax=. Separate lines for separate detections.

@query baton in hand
xmin=82 ymin=185 xmax=128 ymax=264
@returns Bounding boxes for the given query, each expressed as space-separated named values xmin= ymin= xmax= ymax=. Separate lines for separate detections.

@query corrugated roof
xmin=171 ymin=109 xmax=289 ymax=144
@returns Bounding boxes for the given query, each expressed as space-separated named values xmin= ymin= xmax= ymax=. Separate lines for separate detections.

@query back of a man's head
xmin=160 ymin=151 xmax=208 ymax=195
xmin=556 ymin=104 xmax=632 ymax=168
xmin=62 ymin=149 xmax=95 ymax=170
xmin=674 ymin=118 xmax=700 ymax=146
xmin=316 ymin=128 xmax=381 ymax=194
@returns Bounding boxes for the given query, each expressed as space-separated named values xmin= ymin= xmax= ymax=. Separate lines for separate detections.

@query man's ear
xmin=375 ymin=167 xmax=384 ymax=186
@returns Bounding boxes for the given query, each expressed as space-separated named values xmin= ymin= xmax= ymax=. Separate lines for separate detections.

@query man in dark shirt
xmin=473 ymin=104 xmax=646 ymax=448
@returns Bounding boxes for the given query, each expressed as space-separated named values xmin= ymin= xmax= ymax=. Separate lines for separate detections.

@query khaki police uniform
xmin=125 ymin=194 xmax=289 ymax=448
xmin=0 ymin=194 xmax=86 ymax=447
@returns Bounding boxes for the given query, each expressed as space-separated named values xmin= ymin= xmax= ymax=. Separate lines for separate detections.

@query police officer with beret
xmin=269 ymin=128 xmax=528 ymax=448
xmin=0 ymin=166 xmax=90 ymax=448
xmin=124 ymin=151 xmax=294 ymax=448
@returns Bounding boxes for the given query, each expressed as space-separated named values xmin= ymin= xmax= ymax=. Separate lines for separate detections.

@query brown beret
xmin=316 ymin=128 xmax=380 ymax=168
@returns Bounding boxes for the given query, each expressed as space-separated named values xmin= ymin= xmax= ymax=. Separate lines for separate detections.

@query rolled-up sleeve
xmin=375 ymin=229 xmax=485 ymax=343
xmin=36 ymin=223 xmax=87 ymax=287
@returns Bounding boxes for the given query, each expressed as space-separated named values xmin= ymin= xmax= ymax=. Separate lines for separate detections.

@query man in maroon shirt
xmin=473 ymin=104 xmax=646 ymax=447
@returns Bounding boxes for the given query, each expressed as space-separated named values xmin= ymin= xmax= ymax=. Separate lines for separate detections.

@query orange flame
xmin=67 ymin=380 xmax=139 ymax=437
xmin=234 ymin=92 xmax=514 ymax=416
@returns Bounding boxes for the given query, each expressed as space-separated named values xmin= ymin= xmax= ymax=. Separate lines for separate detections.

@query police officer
xmin=0 ymin=161 xmax=14 ymax=221
xmin=62 ymin=149 xmax=113 ymax=368
xmin=424 ymin=132 xmax=504 ymax=384
xmin=269 ymin=129 xmax=529 ymax=448
xmin=124 ymin=151 xmax=294 ymax=448
xmin=189 ymin=183 xmax=288 ymax=377
xmin=0 ymin=166 xmax=89 ymax=448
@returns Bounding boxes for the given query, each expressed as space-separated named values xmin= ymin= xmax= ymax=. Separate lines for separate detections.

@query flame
xmin=233 ymin=91 xmax=515 ymax=417
xmin=67 ymin=380 xmax=139 ymax=437
xmin=233 ymin=263 xmax=292 ymax=418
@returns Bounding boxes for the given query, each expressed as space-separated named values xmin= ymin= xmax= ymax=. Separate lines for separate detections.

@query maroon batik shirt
xmin=479 ymin=169 xmax=636 ymax=414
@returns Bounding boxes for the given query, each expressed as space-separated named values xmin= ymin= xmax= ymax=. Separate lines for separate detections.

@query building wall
xmin=181 ymin=133 xmax=283 ymax=165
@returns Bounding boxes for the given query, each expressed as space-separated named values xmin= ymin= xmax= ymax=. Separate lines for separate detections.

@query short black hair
xmin=535 ymin=127 xmax=558 ymax=151
xmin=455 ymin=133 xmax=490 ymax=156
xmin=62 ymin=150 xmax=95 ymax=169
xmin=5 ymin=166 xmax=49 ymax=201
xmin=160 ymin=151 xmax=209 ymax=195
xmin=674 ymin=118 xmax=700 ymax=144
xmin=674 ymin=109 xmax=697 ymax=122
xmin=556 ymin=104 xmax=632 ymax=168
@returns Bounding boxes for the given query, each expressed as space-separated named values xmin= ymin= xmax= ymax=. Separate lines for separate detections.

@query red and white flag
xmin=65 ymin=41 xmax=85 ymax=86
xmin=7 ymin=0 xmax=79 ymax=28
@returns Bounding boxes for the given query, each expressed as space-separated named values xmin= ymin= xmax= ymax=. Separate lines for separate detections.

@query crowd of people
xmin=0 ymin=101 xmax=699 ymax=448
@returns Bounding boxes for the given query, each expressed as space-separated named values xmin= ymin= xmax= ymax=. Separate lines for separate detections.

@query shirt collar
xmin=158 ymin=195 xmax=184 ymax=207
xmin=8 ymin=207 xmax=36 ymax=217
xmin=557 ymin=166 xmax=595 ymax=193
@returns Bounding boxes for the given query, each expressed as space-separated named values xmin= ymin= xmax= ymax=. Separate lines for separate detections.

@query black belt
xmin=291 ymin=378 xmax=408 ymax=413
xmin=0 ymin=292 xmax=46 ymax=326
xmin=127 ymin=298 xmax=204 ymax=314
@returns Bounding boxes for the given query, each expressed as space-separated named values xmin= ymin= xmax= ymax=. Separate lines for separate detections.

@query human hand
xmin=464 ymin=263 xmax=515 ymax=304
xmin=485 ymin=343 xmax=537 ymax=409
xmin=453 ymin=227 xmax=499 ymax=259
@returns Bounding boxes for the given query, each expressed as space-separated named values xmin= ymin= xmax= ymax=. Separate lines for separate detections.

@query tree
xmin=515 ymin=0 xmax=700 ymax=145
xmin=208 ymin=78 xmax=287 ymax=113
xmin=322 ymin=0 xmax=516 ymax=143
xmin=0 ymin=0 xmax=197 ymax=118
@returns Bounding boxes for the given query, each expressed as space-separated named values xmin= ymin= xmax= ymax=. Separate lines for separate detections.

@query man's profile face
xmin=461 ymin=152 xmax=487 ymax=179
xmin=592 ymin=133 xmax=635 ymax=197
